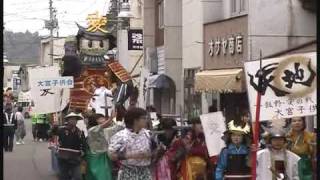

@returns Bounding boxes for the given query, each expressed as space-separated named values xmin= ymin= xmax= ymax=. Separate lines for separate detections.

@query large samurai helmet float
xmin=62 ymin=11 xmax=137 ymax=119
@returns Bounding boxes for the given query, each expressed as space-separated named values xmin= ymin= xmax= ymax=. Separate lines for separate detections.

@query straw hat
xmin=65 ymin=112 xmax=84 ymax=120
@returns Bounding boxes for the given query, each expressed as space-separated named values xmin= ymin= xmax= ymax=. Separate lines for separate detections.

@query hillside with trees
xmin=4 ymin=30 xmax=41 ymax=64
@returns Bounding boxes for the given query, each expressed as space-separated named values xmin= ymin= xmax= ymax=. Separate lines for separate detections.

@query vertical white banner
xmin=200 ymin=111 xmax=226 ymax=157
xmin=29 ymin=66 xmax=69 ymax=114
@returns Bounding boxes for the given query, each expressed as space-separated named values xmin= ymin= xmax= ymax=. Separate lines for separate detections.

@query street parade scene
xmin=3 ymin=0 xmax=317 ymax=180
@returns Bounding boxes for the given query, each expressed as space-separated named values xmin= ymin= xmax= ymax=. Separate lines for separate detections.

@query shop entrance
xmin=220 ymin=92 xmax=249 ymax=122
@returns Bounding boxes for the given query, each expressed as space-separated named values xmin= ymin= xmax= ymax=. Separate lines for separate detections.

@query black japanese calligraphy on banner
xmin=128 ymin=29 xmax=143 ymax=50
xmin=244 ymin=52 xmax=317 ymax=121
xmin=247 ymin=56 xmax=316 ymax=98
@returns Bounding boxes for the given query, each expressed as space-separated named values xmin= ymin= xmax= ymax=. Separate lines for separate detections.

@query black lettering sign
xmin=128 ymin=29 xmax=143 ymax=50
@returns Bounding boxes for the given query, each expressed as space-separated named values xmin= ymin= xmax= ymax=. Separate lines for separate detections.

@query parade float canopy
xmin=148 ymin=74 xmax=175 ymax=89
xmin=195 ymin=68 xmax=245 ymax=93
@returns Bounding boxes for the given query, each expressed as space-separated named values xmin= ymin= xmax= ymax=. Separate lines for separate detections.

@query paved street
xmin=4 ymin=119 xmax=58 ymax=180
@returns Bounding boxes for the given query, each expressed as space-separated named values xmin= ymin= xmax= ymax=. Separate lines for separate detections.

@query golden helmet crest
xmin=227 ymin=120 xmax=250 ymax=134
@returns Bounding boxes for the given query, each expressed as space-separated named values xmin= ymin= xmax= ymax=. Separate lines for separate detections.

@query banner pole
xmin=251 ymin=50 xmax=263 ymax=180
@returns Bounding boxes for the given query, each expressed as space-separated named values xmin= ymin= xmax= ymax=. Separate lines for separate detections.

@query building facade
xmin=143 ymin=0 xmax=182 ymax=115
xmin=182 ymin=0 xmax=224 ymax=119
xmin=195 ymin=0 xmax=316 ymax=122
xmin=117 ymin=0 xmax=144 ymax=80
xmin=40 ymin=37 xmax=66 ymax=67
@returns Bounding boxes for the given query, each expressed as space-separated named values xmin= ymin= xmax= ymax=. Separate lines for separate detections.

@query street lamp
xmin=118 ymin=1 xmax=134 ymax=18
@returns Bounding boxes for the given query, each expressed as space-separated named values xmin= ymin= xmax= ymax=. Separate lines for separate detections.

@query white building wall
xmin=41 ymin=38 xmax=66 ymax=66
xmin=143 ymin=0 xmax=155 ymax=49
xmin=3 ymin=65 xmax=20 ymax=88
xmin=118 ymin=0 xmax=144 ymax=85
xmin=182 ymin=0 xmax=203 ymax=69
xmin=203 ymin=0 xmax=223 ymax=23
xmin=182 ymin=0 xmax=224 ymax=116
xmin=164 ymin=0 xmax=183 ymax=114
xmin=248 ymin=0 xmax=316 ymax=60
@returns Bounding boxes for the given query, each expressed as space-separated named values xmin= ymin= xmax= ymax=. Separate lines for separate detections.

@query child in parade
xmin=177 ymin=118 xmax=210 ymax=180
xmin=286 ymin=116 xmax=316 ymax=180
xmin=257 ymin=118 xmax=300 ymax=180
xmin=215 ymin=120 xmax=252 ymax=180
xmin=85 ymin=112 xmax=115 ymax=180
xmin=153 ymin=118 xmax=178 ymax=180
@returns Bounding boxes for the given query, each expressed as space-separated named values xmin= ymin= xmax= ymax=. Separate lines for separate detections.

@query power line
xmin=4 ymin=9 xmax=48 ymax=16
xmin=69 ymin=0 xmax=97 ymax=15
xmin=7 ymin=1 xmax=47 ymax=6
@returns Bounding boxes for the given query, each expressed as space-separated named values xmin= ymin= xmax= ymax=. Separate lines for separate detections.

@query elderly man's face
xmin=67 ymin=118 xmax=77 ymax=127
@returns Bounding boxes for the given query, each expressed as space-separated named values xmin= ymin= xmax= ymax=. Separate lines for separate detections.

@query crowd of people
xmin=46 ymin=106 xmax=316 ymax=180
xmin=2 ymin=86 xmax=317 ymax=180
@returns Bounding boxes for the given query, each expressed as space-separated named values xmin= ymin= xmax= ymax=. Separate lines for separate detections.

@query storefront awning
xmin=149 ymin=74 xmax=175 ymax=89
xmin=195 ymin=68 xmax=245 ymax=93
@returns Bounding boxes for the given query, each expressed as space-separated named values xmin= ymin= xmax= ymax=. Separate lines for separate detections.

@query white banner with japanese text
xmin=244 ymin=52 xmax=316 ymax=122
xmin=34 ymin=76 xmax=74 ymax=90
xmin=29 ymin=66 xmax=70 ymax=114
xmin=200 ymin=112 xmax=226 ymax=157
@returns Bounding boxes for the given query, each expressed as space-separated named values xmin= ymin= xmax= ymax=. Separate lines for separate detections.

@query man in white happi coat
xmin=91 ymin=86 xmax=113 ymax=117
xmin=257 ymin=119 xmax=301 ymax=180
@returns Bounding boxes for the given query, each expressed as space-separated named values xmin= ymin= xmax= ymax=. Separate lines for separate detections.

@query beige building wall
xmin=40 ymin=38 xmax=66 ymax=67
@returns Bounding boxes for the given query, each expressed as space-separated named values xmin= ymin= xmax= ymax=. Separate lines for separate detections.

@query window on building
xmin=158 ymin=0 xmax=164 ymax=29
xmin=184 ymin=68 xmax=202 ymax=120
xmin=231 ymin=0 xmax=247 ymax=16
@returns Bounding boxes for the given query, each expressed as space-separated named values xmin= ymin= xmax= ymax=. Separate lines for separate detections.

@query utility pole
xmin=45 ymin=0 xmax=57 ymax=66
xmin=49 ymin=0 xmax=54 ymax=65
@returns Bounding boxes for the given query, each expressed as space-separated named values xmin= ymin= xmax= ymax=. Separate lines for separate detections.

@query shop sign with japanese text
xmin=128 ymin=29 xmax=143 ymax=50
xmin=34 ymin=76 xmax=74 ymax=90
xmin=208 ymin=34 xmax=243 ymax=57
xmin=244 ymin=52 xmax=316 ymax=121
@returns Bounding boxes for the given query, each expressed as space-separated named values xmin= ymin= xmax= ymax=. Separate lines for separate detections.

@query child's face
xmin=231 ymin=133 xmax=243 ymax=145
xmin=193 ymin=123 xmax=203 ymax=134
xmin=271 ymin=137 xmax=285 ymax=150
xmin=97 ymin=117 xmax=106 ymax=124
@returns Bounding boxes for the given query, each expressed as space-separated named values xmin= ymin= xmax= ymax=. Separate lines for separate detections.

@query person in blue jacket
xmin=215 ymin=120 xmax=252 ymax=180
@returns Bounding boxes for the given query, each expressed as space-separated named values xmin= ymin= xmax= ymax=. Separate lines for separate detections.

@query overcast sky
xmin=4 ymin=0 xmax=110 ymax=37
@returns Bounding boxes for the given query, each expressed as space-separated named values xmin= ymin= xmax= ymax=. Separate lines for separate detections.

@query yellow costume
xmin=287 ymin=130 xmax=316 ymax=180
xmin=179 ymin=156 xmax=207 ymax=180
